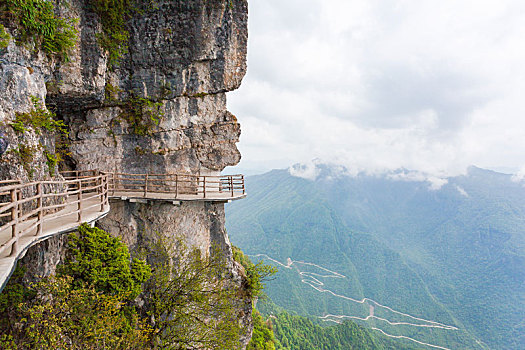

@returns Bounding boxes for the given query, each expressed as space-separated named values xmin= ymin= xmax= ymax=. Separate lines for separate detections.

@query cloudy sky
xmin=226 ymin=0 xmax=525 ymax=178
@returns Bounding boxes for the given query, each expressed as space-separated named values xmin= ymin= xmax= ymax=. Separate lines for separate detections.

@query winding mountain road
xmin=250 ymin=253 xmax=458 ymax=350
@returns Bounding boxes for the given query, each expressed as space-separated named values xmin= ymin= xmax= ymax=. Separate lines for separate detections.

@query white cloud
xmin=386 ymin=169 xmax=448 ymax=190
xmin=228 ymin=0 xmax=525 ymax=175
xmin=288 ymin=161 xmax=321 ymax=181
xmin=511 ymin=165 xmax=525 ymax=183
xmin=455 ymin=185 xmax=469 ymax=197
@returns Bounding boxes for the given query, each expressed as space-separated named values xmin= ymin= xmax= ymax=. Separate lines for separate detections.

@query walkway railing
xmin=0 ymin=169 xmax=245 ymax=290
xmin=106 ymin=172 xmax=245 ymax=200
xmin=0 ymin=173 xmax=109 ymax=258
xmin=60 ymin=170 xmax=246 ymax=200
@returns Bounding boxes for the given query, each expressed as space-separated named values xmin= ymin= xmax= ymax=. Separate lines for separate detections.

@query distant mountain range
xmin=226 ymin=165 xmax=525 ymax=350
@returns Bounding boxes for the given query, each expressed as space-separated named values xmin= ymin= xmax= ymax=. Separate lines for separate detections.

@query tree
xmin=142 ymin=235 xmax=245 ymax=349
xmin=61 ymin=223 xmax=151 ymax=300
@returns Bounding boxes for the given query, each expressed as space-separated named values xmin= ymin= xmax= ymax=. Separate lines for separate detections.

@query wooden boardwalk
xmin=0 ymin=170 xmax=246 ymax=290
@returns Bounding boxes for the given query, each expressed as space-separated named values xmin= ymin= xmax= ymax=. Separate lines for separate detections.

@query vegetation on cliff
xmin=91 ymin=0 xmax=159 ymax=67
xmin=233 ymin=245 xmax=277 ymax=298
xmin=142 ymin=234 xmax=246 ymax=349
xmin=0 ymin=0 xmax=149 ymax=65
xmin=3 ymin=96 xmax=69 ymax=178
xmin=248 ymin=308 xmax=276 ymax=350
xmin=9 ymin=97 xmax=67 ymax=136
xmin=0 ymin=224 xmax=151 ymax=349
xmin=0 ymin=225 xmax=272 ymax=349
xmin=0 ymin=0 xmax=77 ymax=60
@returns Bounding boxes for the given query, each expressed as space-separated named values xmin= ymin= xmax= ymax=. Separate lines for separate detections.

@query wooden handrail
xmin=0 ymin=170 xmax=245 ymax=269
xmin=104 ymin=172 xmax=245 ymax=199
xmin=0 ymin=173 xmax=109 ymax=260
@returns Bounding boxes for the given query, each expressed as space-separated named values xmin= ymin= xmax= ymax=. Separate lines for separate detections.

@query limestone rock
xmin=0 ymin=0 xmax=251 ymax=346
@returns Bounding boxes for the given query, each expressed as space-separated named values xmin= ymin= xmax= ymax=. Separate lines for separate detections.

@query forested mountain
xmin=251 ymin=299 xmax=422 ymax=350
xmin=227 ymin=165 xmax=525 ymax=350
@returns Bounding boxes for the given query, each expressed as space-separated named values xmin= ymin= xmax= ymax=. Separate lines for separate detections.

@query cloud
xmin=228 ymin=0 xmax=525 ymax=176
xmin=455 ymin=185 xmax=469 ymax=197
xmin=288 ymin=161 xmax=321 ymax=181
xmin=511 ymin=165 xmax=525 ymax=183
xmin=288 ymin=161 xmax=450 ymax=190
xmin=386 ymin=169 xmax=448 ymax=190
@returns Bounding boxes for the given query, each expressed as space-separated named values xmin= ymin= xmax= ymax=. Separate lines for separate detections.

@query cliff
xmin=0 ymin=0 xmax=251 ymax=346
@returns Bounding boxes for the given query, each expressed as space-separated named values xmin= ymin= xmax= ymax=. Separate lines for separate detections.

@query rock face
xmin=0 ymin=0 xmax=251 ymax=346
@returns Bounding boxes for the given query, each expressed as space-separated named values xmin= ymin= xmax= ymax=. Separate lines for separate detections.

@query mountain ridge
xmin=227 ymin=165 xmax=525 ymax=349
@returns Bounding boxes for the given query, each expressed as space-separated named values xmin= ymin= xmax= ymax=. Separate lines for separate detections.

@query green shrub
xmin=90 ymin=0 xmax=133 ymax=67
xmin=0 ymin=24 xmax=10 ymax=49
xmin=10 ymin=96 xmax=68 ymax=136
xmin=61 ymin=223 xmax=151 ymax=300
xmin=104 ymin=82 xmax=122 ymax=102
xmin=1 ymin=0 xmax=77 ymax=60
xmin=2 ymin=275 xmax=150 ymax=349
xmin=144 ymin=235 xmax=245 ymax=349
xmin=116 ymin=96 xmax=163 ymax=136
xmin=44 ymin=150 xmax=61 ymax=177
xmin=232 ymin=246 xmax=277 ymax=298
xmin=10 ymin=144 xmax=38 ymax=178
xmin=90 ymin=0 xmax=158 ymax=67
xmin=0 ymin=227 xmax=250 ymax=349
xmin=247 ymin=309 xmax=276 ymax=350
xmin=0 ymin=266 xmax=35 ymax=322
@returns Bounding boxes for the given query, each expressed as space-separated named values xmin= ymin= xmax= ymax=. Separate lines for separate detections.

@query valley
xmin=252 ymin=253 xmax=459 ymax=350
xmin=227 ymin=165 xmax=525 ymax=349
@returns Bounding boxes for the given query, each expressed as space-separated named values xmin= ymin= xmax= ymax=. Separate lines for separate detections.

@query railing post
xmin=203 ymin=176 xmax=206 ymax=198
xmin=100 ymin=176 xmax=105 ymax=212
xmin=175 ymin=174 xmax=178 ymax=198
xmin=77 ymin=179 xmax=82 ymax=223
xmin=36 ymin=183 xmax=43 ymax=236
xmin=230 ymin=176 xmax=234 ymax=197
xmin=106 ymin=175 xmax=110 ymax=206
xmin=144 ymin=174 xmax=148 ymax=197
xmin=242 ymin=175 xmax=245 ymax=194
xmin=9 ymin=189 xmax=18 ymax=256
xmin=111 ymin=172 xmax=115 ymax=195
xmin=114 ymin=172 xmax=119 ymax=194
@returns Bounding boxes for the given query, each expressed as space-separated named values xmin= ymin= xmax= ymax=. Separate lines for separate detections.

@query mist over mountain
xmin=226 ymin=164 xmax=525 ymax=349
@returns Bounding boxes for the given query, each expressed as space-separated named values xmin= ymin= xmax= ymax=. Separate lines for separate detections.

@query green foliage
xmin=43 ymin=150 xmax=60 ymax=177
xmin=192 ymin=92 xmax=209 ymax=98
xmin=0 ymin=226 xmax=152 ymax=349
xmin=90 ymin=0 xmax=158 ymax=67
xmin=143 ymin=235 xmax=244 ymax=349
xmin=227 ymin=168 xmax=525 ymax=349
xmin=134 ymin=146 xmax=147 ymax=155
xmin=104 ymin=82 xmax=122 ymax=102
xmin=116 ymin=96 xmax=163 ymax=136
xmin=0 ymin=227 xmax=249 ymax=349
xmin=1 ymin=0 xmax=77 ymax=60
xmin=90 ymin=0 xmax=132 ymax=67
xmin=3 ymin=275 xmax=150 ymax=349
xmin=271 ymin=311 xmax=411 ymax=350
xmin=0 ymin=267 xmax=35 ymax=326
xmin=61 ymin=223 xmax=151 ymax=300
xmin=10 ymin=144 xmax=38 ymax=178
xmin=10 ymin=96 xmax=67 ymax=136
xmin=248 ymin=309 xmax=276 ymax=350
xmin=0 ymin=24 xmax=10 ymax=49
xmin=233 ymin=245 xmax=277 ymax=298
